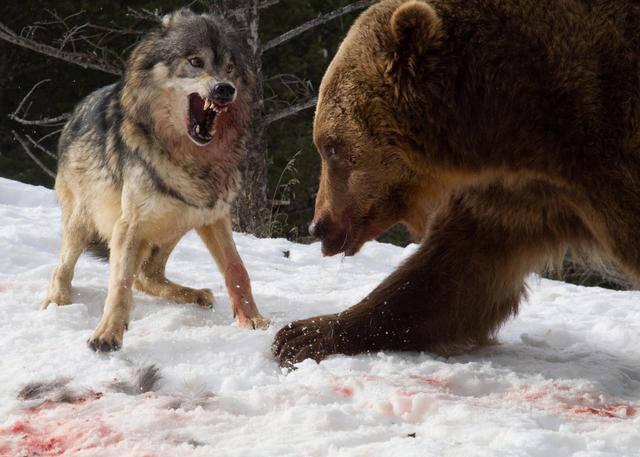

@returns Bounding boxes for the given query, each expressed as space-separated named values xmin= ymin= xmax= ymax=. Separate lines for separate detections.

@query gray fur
xmin=57 ymin=10 xmax=253 ymax=213
xmin=44 ymin=7 xmax=268 ymax=349
xmin=110 ymin=365 xmax=162 ymax=395
xmin=17 ymin=378 xmax=70 ymax=400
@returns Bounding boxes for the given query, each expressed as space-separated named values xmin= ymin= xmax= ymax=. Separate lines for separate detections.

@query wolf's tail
xmin=85 ymin=239 xmax=110 ymax=262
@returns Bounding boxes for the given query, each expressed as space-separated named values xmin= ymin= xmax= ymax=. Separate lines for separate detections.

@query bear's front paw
xmin=272 ymin=314 xmax=342 ymax=368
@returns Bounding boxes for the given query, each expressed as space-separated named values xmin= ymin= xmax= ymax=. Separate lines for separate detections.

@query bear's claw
xmin=272 ymin=315 xmax=340 ymax=368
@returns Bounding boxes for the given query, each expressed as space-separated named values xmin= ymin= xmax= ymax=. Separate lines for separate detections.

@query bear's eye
xmin=188 ymin=56 xmax=204 ymax=68
xmin=322 ymin=140 xmax=341 ymax=160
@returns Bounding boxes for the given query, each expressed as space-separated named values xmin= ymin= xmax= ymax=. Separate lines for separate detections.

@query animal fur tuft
xmin=17 ymin=378 xmax=97 ymax=405
xmin=85 ymin=239 xmax=110 ymax=262
xmin=18 ymin=378 xmax=70 ymax=400
xmin=110 ymin=364 xmax=162 ymax=395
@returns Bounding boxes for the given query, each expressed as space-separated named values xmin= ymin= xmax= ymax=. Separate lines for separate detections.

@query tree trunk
xmin=223 ymin=0 xmax=270 ymax=236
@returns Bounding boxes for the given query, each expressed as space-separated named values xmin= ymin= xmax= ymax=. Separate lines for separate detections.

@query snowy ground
xmin=0 ymin=176 xmax=639 ymax=457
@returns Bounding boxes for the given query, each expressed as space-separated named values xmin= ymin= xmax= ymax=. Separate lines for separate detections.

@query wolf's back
xmin=57 ymin=82 xmax=127 ymax=185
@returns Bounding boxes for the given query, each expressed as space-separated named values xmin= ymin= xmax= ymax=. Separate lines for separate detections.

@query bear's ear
xmin=390 ymin=1 xmax=442 ymax=68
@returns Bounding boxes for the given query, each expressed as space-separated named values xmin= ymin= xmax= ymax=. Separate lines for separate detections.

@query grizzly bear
xmin=272 ymin=0 xmax=640 ymax=367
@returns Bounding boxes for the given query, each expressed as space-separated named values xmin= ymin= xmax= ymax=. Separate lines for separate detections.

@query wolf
xmin=43 ymin=8 xmax=270 ymax=352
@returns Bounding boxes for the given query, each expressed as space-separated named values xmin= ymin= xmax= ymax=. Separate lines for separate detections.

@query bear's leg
xmin=273 ymin=195 xmax=556 ymax=367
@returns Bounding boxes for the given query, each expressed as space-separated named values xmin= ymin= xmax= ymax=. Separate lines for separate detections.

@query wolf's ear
xmin=390 ymin=1 xmax=441 ymax=69
xmin=161 ymin=8 xmax=195 ymax=28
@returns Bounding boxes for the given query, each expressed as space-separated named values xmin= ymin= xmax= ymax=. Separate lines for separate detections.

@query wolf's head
xmin=122 ymin=9 xmax=254 ymax=148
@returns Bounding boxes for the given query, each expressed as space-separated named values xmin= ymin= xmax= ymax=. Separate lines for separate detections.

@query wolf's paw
xmin=87 ymin=316 xmax=127 ymax=352
xmin=236 ymin=314 xmax=271 ymax=330
xmin=171 ymin=286 xmax=214 ymax=308
xmin=41 ymin=292 xmax=72 ymax=310
xmin=192 ymin=288 xmax=214 ymax=308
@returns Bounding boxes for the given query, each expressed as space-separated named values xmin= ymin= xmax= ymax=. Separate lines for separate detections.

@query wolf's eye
xmin=188 ymin=57 xmax=204 ymax=68
xmin=226 ymin=63 xmax=234 ymax=74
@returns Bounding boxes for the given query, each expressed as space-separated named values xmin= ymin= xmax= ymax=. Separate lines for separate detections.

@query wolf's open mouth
xmin=187 ymin=93 xmax=223 ymax=146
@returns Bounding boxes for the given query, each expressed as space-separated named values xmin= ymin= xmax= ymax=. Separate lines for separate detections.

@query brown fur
xmin=273 ymin=0 xmax=640 ymax=366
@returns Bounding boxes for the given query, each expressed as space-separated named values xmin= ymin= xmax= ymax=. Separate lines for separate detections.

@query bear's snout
xmin=309 ymin=216 xmax=352 ymax=257
xmin=307 ymin=220 xmax=322 ymax=239
xmin=308 ymin=217 xmax=334 ymax=241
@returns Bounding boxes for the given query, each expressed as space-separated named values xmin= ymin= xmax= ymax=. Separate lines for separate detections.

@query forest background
xmin=0 ymin=0 xmax=411 ymax=242
xmin=0 ymin=0 xmax=619 ymax=288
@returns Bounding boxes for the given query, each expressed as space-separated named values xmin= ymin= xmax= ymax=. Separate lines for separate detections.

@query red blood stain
xmin=406 ymin=376 xmax=448 ymax=388
xmin=0 ymin=416 xmax=123 ymax=456
xmin=333 ymin=386 xmax=354 ymax=397
xmin=523 ymin=391 xmax=547 ymax=401
xmin=518 ymin=384 xmax=637 ymax=419
xmin=0 ymin=393 xmax=124 ymax=456
xmin=332 ymin=374 xmax=448 ymax=400
xmin=396 ymin=389 xmax=420 ymax=397
xmin=0 ymin=421 xmax=65 ymax=457
xmin=567 ymin=403 xmax=637 ymax=418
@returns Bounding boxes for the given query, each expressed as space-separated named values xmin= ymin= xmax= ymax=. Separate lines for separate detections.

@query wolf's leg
xmin=43 ymin=180 xmax=91 ymax=308
xmin=88 ymin=216 xmax=150 ymax=352
xmin=197 ymin=217 xmax=269 ymax=329
xmin=43 ymin=219 xmax=91 ymax=308
xmin=134 ymin=236 xmax=214 ymax=307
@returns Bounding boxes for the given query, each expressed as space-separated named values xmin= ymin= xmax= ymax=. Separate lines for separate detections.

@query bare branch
xmin=86 ymin=22 xmax=144 ymax=36
xmin=9 ymin=79 xmax=72 ymax=127
xmin=12 ymin=79 xmax=51 ymax=118
xmin=258 ymin=0 xmax=280 ymax=9
xmin=263 ymin=73 xmax=315 ymax=113
xmin=262 ymin=0 xmax=375 ymax=52
xmin=37 ymin=128 xmax=64 ymax=144
xmin=261 ymin=97 xmax=317 ymax=127
xmin=126 ymin=7 xmax=163 ymax=22
xmin=10 ymin=112 xmax=70 ymax=126
xmin=25 ymin=134 xmax=57 ymax=159
xmin=224 ymin=0 xmax=279 ymax=15
xmin=0 ymin=21 xmax=122 ymax=75
xmin=11 ymin=130 xmax=56 ymax=180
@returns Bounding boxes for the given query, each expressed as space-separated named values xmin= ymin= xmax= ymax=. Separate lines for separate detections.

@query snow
xmin=0 ymin=176 xmax=639 ymax=457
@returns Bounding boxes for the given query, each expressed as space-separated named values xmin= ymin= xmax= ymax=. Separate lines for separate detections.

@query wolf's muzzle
xmin=211 ymin=83 xmax=236 ymax=104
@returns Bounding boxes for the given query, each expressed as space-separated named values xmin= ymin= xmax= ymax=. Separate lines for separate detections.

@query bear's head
xmin=310 ymin=0 xmax=445 ymax=256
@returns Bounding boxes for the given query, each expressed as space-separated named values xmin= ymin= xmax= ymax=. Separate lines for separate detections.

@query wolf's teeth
xmin=196 ymin=125 xmax=200 ymax=134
